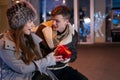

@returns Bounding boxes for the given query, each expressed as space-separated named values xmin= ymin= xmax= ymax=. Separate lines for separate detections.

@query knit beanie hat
xmin=7 ymin=1 xmax=37 ymax=30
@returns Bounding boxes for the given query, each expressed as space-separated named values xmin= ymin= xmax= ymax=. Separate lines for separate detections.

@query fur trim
xmin=42 ymin=26 xmax=55 ymax=49
xmin=59 ymin=24 xmax=75 ymax=45
xmin=42 ymin=21 xmax=76 ymax=48
xmin=42 ymin=20 xmax=53 ymax=27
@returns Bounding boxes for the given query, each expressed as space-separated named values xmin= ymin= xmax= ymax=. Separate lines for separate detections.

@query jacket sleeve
xmin=33 ymin=52 xmax=56 ymax=73
xmin=67 ymin=30 xmax=78 ymax=62
xmin=0 ymin=49 xmax=36 ymax=74
xmin=0 ymin=49 xmax=56 ymax=74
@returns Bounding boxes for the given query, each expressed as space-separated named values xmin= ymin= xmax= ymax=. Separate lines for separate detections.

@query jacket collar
xmin=3 ymin=31 xmax=42 ymax=52
xmin=3 ymin=31 xmax=17 ymax=51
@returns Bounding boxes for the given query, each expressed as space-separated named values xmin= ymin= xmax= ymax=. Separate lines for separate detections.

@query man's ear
xmin=65 ymin=19 xmax=69 ymax=24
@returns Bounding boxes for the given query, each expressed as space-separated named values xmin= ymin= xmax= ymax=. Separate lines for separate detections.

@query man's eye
xmin=56 ymin=20 xmax=59 ymax=23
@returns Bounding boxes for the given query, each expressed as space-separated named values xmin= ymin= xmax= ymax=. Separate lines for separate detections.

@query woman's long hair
xmin=10 ymin=27 xmax=41 ymax=65
xmin=7 ymin=1 xmax=41 ymax=64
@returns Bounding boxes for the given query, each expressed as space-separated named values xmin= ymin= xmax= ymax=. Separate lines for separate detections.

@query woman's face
xmin=23 ymin=21 xmax=35 ymax=35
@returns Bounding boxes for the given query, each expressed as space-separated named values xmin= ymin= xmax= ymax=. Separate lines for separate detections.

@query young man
xmin=36 ymin=5 xmax=88 ymax=80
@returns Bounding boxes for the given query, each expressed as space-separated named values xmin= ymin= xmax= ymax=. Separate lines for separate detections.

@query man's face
xmin=52 ymin=15 xmax=68 ymax=32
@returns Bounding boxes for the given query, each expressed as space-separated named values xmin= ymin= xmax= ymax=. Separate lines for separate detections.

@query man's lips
xmin=53 ymin=25 xmax=57 ymax=28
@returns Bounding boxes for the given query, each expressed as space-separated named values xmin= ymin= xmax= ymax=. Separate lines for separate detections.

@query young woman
xmin=0 ymin=1 xmax=63 ymax=80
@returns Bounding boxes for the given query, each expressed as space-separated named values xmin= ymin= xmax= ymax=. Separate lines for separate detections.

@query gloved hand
xmin=60 ymin=58 xmax=70 ymax=63
xmin=33 ymin=52 xmax=56 ymax=73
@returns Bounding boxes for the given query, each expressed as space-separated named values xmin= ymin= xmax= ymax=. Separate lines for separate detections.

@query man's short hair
xmin=51 ymin=5 xmax=71 ymax=20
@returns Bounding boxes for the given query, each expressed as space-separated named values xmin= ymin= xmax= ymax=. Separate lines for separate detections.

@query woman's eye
xmin=28 ymin=20 xmax=33 ymax=23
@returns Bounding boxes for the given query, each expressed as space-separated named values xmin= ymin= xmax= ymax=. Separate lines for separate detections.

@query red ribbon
xmin=55 ymin=45 xmax=71 ymax=59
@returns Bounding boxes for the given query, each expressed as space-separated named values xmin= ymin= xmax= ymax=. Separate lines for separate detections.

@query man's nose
xmin=53 ymin=20 xmax=56 ymax=25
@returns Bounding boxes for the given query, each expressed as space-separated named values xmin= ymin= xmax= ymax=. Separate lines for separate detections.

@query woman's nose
xmin=31 ymin=22 xmax=35 ymax=27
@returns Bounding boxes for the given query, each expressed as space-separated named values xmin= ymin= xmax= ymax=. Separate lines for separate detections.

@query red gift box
xmin=55 ymin=45 xmax=71 ymax=59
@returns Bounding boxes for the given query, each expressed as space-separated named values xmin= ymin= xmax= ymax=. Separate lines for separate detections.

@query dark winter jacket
xmin=36 ymin=20 xmax=78 ymax=69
